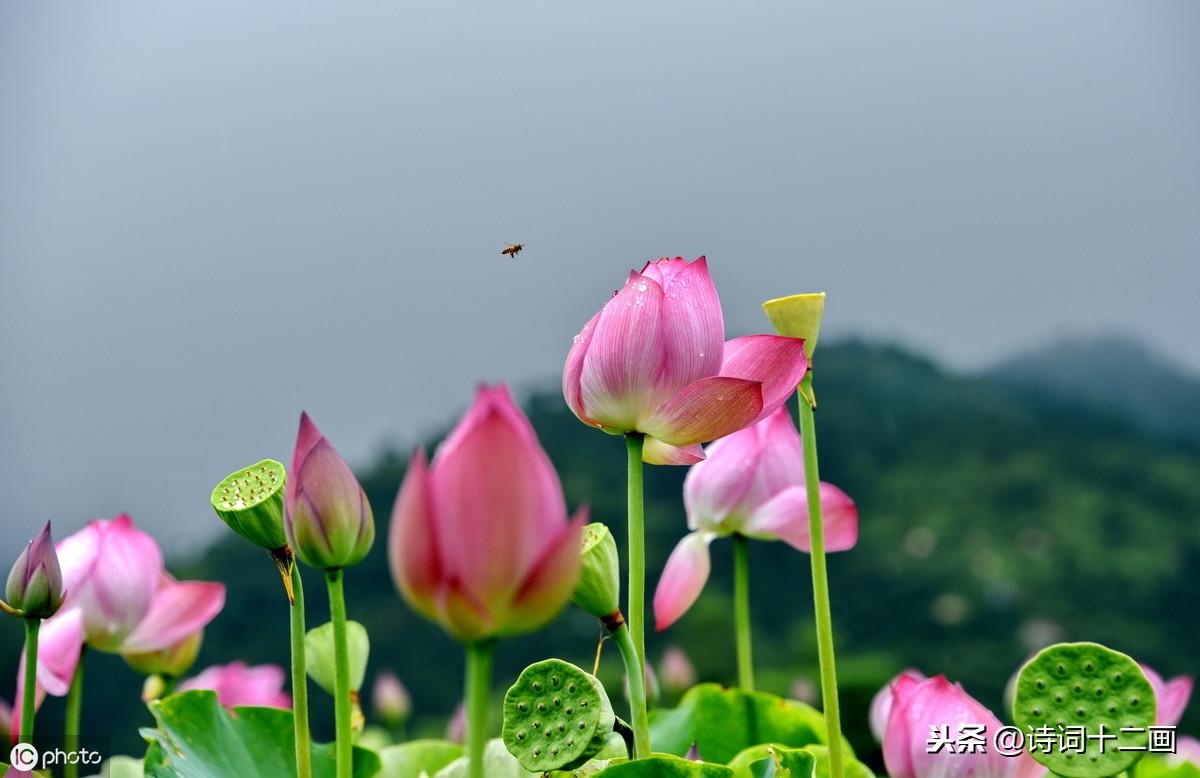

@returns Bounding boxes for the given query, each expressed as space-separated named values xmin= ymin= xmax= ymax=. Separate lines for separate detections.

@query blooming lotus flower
xmin=390 ymin=384 xmax=585 ymax=641
xmin=373 ymin=670 xmax=412 ymax=726
xmin=13 ymin=516 xmax=225 ymax=729
xmin=1140 ymin=663 xmax=1193 ymax=726
xmin=179 ymin=662 xmax=292 ymax=709
xmin=286 ymin=413 xmax=375 ymax=570
xmin=883 ymin=674 xmax=1045 ymax=778
xmin=653 ymin=408 xmax=858 ymax=629
xmin=869 ymin=669 xmax=927 ymax=742
xmin=563 ymin=257 xmax=809 ymax=465
xmin=5 ymin=522 xmax=64 ymax=619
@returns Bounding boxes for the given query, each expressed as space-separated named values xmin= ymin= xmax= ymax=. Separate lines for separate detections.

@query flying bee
xmin=501 ymin=243 xmax=524 ymax=258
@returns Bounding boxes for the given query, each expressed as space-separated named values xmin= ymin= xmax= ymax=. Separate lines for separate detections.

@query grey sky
xmin=2 ymin=1 xmax=1198 ymax=553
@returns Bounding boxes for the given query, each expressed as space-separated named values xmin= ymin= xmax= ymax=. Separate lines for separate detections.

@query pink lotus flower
xmin=13 ymin=516 xmax=225 ymax=732
xmin=653 ymin=408 xmax=858 ymax=629
xmin=870 ymin=669 xmax=927 ymax=742
xmin=1140 ymin=663 xmax=1193 ymax=726
xmin=390 ymin=384 xmax=586 ymax=641
xmin=179 ymin=661 xmax=292 ymax=709
xmin=563 ymin=257 xmax=809 ymax=465
xmin=5 ymin=522 xmax=64 ymax=619
xmin=883 ymin=674 xmax=1045 ymax=778
xmin=286 ymin=413 xmax=375 ymax=570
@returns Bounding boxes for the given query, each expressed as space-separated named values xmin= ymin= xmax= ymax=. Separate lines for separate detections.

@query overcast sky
xmin=2 ymin=1 xmax=1198 ymax=554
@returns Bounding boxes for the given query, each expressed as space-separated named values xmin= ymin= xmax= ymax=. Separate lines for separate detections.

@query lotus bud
xmin=572 ymin=523 xmax=621 ymax=621
xmin=142 ymin=673 xmax=169 ymax=702
xmin=445 ymin=702 xmax=467 ymax=744
xmin=659 ymin=646 xmax=697 ymax=694
xmin=305 ymin=620 xmax=369 ymax=697
xmin=286 ymin=413 xmax=375 ymax=570
xmin=125 ymin=629 xmax=204 ymax=678
xmin=5 ymin=522 xmax=64 ymax=619
xmin=211 ymin=460 xmax=288 ymax=551
xmin=762 ymin=292 xmax=825 ymax=359
xmin=0 ymin=697 xmax=11 ymax=744
xmin=372 ymin=670 xmax=411 ymax=727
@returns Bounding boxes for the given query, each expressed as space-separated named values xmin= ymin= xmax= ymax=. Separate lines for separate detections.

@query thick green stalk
xmin=797 ymin=372 xmax=845 ymax=778
xmin=465 ymin=640 xmax=496 ymax=778
xmin=611 ymin=623 xmax=651 ymax=758
xmin=325 ymin=569 xmax=352 ymax=778
xmin=64 ymin=651 xmax=85 ymax=778
xmin=732 ymin=534 xmax=755 ymax=691
xmin=624 ymin=433 xmax=646 ymax=669
xmin=291 ymin=563 xmax=313 ymax=778
xmin=19 ymin=618 xmax=39 ymax=744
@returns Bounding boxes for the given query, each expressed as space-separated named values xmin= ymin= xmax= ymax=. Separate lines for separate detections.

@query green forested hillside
xmin=7 ymin=341 xmax=1198 ymax=763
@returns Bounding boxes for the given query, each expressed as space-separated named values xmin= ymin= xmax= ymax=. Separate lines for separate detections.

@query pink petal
xmin=433 ymin=576 xmax=495 ymax=642
xmin=430 ymin=385 xmax=569 ymax=613
xmin=743 ymin=483 xmax=858 ymax=552
xmin=642 ymin=376 xmax=763 ymax=447
xmin=1141 ymin=664 xmax=1193 ymax=727
xmin=642 ymin=440 xmax=706 ymax=466
xmin=578 ymin=272 xmax=667 ymax=431
xmin=653 ymin=532 xmax=713 ymax=631
xmin=741 ymin=407 xmax=806 ymax=507
xmin=720 ymin=335 xmax=808 ymax=423
xmin=121 ymin=579 xmax=225 ymax=654
xmin=66 ymin=515 xmax=164 ymax=651
xmin=884 ymin=675 xmax=1011 ymax=778
xmin=180 ymin=662 xmax=291 ymax=709
xmin=683 ymin=425 xmax=762 ymax=532
xmin=1170 ymin=736 xmax=1200 ymax=768
xmin=562 ymin=311 xmax=603 ymax=428
xmin=650 ymin=257 xmax=725 ymax=397
xmin=504 ymin=509 xmax=587 ymax=635
xmin=869 ymin=669 xmax=927 ymax=743
xmin=389 ymin=448 xmax=444 ymax=622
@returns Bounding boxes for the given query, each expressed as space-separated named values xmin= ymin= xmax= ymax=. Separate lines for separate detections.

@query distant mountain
xmin=988 ymin=335 xmax=1200 ymax=446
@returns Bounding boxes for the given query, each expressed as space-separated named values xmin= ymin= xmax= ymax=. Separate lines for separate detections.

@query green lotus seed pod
xmin=1013 ymin=642 xmax=1155 ymax=778
xmin=211 ymin=460 xmax=288 ymax=550
xmin=502 ymin=658 xmax=615 ymax=772
xmin=306 ymin=620 xmax=370 ymax=696
xmin=572 ymin=523 xmax=621 ymax=619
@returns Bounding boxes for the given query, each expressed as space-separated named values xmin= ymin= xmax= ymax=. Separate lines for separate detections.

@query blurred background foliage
xmin=3 ymin=336 xmax=1197 ymax=769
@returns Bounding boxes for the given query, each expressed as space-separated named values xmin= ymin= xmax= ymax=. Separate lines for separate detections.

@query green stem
xmin=291 ymin=563 xmax=313 ymax=778
xmin=465 ymin=640 xmax=496 ymax=778
xmin=19 ymin=618 xmax=39 ymax=744
xmin=611 ymin=623 xmax=651 ymax=758
xmin=732 ymin=534 xmax=755 ymax=691
xmin=64 ymin=650 xmax=85 ymax=778
xmin=797 ymin=372 xmax=845 ymax=778
xmin=325 ymin=569 xmax=352 ymax=778
xmin=624 ymin=433 xmax=652 ymax=753
xmin=624 ymin=433 xmax=646 ymax=669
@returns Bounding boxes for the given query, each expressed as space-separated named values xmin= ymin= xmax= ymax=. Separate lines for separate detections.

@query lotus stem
xmin=732 ymin=534 xmax=755 ymax=691
xmin=611 ymin=622 xmax=651 ymax=758
xmin=797 ymin=372 xmax=845 ymax=778
xmin=64 ymin=650 xmax=85 ymax=778
xmin=291 ymin=560 xmax=313 ymax=778
xmin=325 ymin=569 xmax=352 ymax=778
xmin=19 ymin=618 xmax=39 ymax=744
xmin=465 ymin=640 xmax=496 ymax=778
